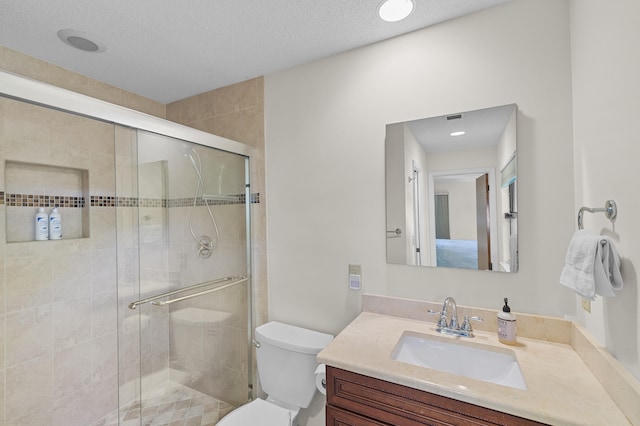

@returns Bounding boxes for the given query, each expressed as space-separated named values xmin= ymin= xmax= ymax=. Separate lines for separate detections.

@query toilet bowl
xmin=217 ymin=321 xmax=333 ymax=426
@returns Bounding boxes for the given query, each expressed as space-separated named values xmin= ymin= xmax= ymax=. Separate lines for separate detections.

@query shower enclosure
xmin=0 ymin=71 xmax=254 ymax=425
xmin=117 ymin=130 xmax=253 ymax=425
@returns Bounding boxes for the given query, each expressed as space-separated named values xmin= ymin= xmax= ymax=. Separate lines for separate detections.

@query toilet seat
xmin=217 ymin=398 xmax=298 ymax=426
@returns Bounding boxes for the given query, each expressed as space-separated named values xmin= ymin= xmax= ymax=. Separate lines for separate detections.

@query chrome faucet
xmin=438 ymin=297 xmax=459 ymax=330
xmin=429 ymin=297 xmax=483 ymax=338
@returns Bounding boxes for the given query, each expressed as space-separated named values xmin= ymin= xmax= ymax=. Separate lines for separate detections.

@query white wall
xmin=403 ymin=123 xmax=429 ymax=265
xmin=570 ymin=0 xmax=640 ymax=379
xmin=265 ymin=0 xmax=575 ymax=336
xmin=384 ymin=123 xmax=408 ymax=264
xmin=435 ymin=179 xmax=477 ymax=240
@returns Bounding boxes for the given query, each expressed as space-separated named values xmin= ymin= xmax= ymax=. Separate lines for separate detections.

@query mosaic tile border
xmin=0 ymin=192 xmax=85 ymax=207
xmin=0 ymin=192 xmax=260 ymax=207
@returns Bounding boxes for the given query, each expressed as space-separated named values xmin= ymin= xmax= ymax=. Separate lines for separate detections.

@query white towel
xmin=559 ymin=230 xmax=623 ymax=300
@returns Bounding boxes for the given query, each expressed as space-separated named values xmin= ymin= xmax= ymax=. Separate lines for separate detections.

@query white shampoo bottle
xmin=497 ymin=297 xmax=517 ymax=345
xmin=49 ymin=207 xmax=62 ymax=240
xmin=35 ymin=207 xmax=49 ymax=240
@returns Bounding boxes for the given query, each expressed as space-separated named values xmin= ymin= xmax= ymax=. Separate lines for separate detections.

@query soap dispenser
xmin=497 ymin=297 xmax=517 ymax=345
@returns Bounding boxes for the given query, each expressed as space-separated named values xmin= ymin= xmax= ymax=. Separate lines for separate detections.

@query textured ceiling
xmin=0 ymin=0 xmax=510 ymax=103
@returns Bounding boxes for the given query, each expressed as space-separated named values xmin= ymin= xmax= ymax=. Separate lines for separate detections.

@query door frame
xmin=427 ymin=168 xmax=498 ymax=269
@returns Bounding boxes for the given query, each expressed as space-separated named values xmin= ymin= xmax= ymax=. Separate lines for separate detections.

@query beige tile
xmin=92 ymin=248 xmax=117 ymax=294
xmin=0 ymin=368 xmax=5 ymax=426
xmin=212 ymin=112 xmax=236 ymax=141
xmin=92 ymin=291 xmax=117 ymax=337
xmin=5 ymin=355 xmax=53 ymax=426
xmin=176 ymin=91 xmax=216 ymax=123
xmin=0 ymin=262 xmax=4 ymax=317
xmin=53 ymin=342 xmax=92 ymax=399
xmin=5 ymin=255 xmax=52 ymax=312
xmin=4 ymin=138 xmax=53 ymax=167
xmin=47 ymin=64 xmax=89 ymax=96
xmin=49 ymin=144 xmax=93 ymax=171
xmin=0 ymin=314 xmax=5 ymax=367
xmin=121 ymin=91 xmax=166 ymax=119
xmin=230 ymin=105 xmax=261 ymax=148
xmin=5 ymin=236 xmax=91 ymax=259
xmin=52 ymin=252 xmax=91 ymax=302
xmin=5 ymin=162 xmax=47 ymax=194
xmin=91 ymin=374 xmax=119 ymax=419
xmin=214 ymin=80 xmax=257 ymax=115
xmin=165 ymin=98 xmax=185 ymax=123
xmin=53 ymin=296 xmax=91 ymax=351
xmin=5 ymin=207 xmax=40 ymax=242
xmin=49 ymin=108 xmax=109 ymax=155
xmin=56 ymin=207 xmax=84 ymax=239
xmin=90 ymin=208 xmax=117 ymax=250
xmin=5 ymin=305 xmax=52 ymax=366
xmin=92 ymin=332 xmax=118 ymax=382
xmin=52 ymin=384 xmax=95 ymax=426
xmin=87 ymin=79 xmax=124 ymax=106
xmin=0 ymin=46 xmax=51 ymax=85
xmin=189 ymin=117 xmax=217 ymax=134
xmin=90 ymin=152 xmax=117 ymax=195
xmin=2 ymin=98 xmax=51 ymax=147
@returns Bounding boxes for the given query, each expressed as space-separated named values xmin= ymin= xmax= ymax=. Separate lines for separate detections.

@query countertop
xmin=317 ymin=311 xmax=630 ymax=425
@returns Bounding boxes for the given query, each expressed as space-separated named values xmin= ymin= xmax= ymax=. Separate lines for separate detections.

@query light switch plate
xmin=581 ymin=297 xmax=591 ymax=313
xmin=348 ymin=264 xmax=361 ymax=290
xmin=349 ymin=264 xmax=361 ymax=275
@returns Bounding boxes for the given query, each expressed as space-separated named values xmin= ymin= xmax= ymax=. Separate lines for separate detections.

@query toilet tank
xmin=255 ymin=321 xmax=333 ymax=409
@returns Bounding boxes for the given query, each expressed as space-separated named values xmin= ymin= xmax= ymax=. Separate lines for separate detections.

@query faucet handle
xmin=436 ymin=313 xmax=448 ymax=329
xmin=427 ymin=308 xmax=448 ymax=329
xmin=460 ymin=315 xmax=484 ymax=333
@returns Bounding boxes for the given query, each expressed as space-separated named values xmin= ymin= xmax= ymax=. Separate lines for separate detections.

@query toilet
xmin=217 ymin=321 xmax=333 ymax=426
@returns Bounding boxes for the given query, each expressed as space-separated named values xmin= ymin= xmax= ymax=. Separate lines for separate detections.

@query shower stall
xmin=0 ymin=71 xmax=254 ymax=425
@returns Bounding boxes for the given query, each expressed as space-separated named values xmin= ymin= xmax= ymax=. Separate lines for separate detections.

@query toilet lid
xmin=217 ymin=398 xmax=295 ymax=426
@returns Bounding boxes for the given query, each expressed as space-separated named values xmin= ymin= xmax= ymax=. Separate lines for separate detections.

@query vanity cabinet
xmin=326 ymin=367 xmax=546 ymax=426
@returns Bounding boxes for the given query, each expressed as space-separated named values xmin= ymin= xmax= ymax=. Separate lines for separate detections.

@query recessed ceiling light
xmin=57 ymin=29 xmax=106 ymax=53
xmin=378 ymin=0 xmax=414 ymax=22
xmin=450 ymin=131 xmax=466 ymax=137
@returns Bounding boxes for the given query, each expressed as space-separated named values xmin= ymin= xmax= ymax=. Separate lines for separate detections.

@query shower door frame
xmin=0 ymin=70 xmax=256 ymax=417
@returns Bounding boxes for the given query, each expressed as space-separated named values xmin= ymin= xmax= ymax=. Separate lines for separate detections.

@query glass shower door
xmin=119 ymin=130 xmax=252 ymax=425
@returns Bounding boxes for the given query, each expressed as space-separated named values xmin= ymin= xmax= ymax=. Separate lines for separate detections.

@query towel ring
xmin=577 ymin=200 xmax=617 ymax=230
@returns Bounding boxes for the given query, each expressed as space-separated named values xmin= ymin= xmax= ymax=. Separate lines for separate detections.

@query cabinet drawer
xmin=326 ymin=367 xmax=546 ymax=426
xmin=327 ymin=405 xmax=390 ymax=426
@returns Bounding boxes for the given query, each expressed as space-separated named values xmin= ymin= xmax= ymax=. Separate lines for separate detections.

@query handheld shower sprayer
xmin=183 ymin=145 xmax=220 ymax=258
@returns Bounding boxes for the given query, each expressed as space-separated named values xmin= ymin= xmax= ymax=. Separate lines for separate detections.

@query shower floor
xmin=94 ymin=381 xmax=236 ymax=426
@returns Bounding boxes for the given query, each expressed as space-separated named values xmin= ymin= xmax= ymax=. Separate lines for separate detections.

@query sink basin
xmin=391 ymin=333 xmax=527 ymax=390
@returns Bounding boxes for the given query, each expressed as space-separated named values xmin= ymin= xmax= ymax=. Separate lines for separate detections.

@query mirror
xmin=385 ymin=104 xmax=518 ymax=272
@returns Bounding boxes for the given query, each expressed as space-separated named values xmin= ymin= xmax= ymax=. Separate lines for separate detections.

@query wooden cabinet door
xmin=326 ymin=367 xmax=546 ymax=426
xmin=327 ymin=405 xmax=390 ymax=426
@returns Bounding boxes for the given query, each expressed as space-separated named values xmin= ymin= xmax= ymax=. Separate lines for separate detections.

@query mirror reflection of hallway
xmin=386 ymin=103 xmax=516 ymax=272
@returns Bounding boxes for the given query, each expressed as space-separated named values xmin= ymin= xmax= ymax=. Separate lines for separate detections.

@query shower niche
xmin=4 ymin=161 xmax=90 ymax=242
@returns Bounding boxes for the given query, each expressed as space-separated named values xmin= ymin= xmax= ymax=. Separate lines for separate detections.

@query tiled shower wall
xmin=0 ymin=97 xmax=119 ymax=425
xmin=0 ymin=44 xmax=267 ymax=331
xmin=166 ymin=79 xmax=268 ymax=328
xmin=1 ymin=44 xmax=268 ymax=424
